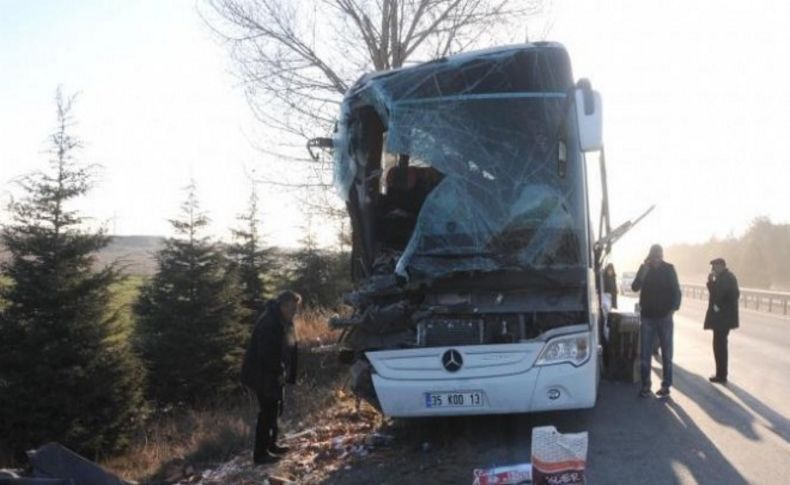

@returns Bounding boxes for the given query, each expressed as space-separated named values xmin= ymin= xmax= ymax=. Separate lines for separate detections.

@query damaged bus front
xmin=327 ymin=43 xmax=605 ymax=417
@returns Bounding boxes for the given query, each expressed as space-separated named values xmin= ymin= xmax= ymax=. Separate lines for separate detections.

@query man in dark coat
xmin=704 ymin=258 xmax=739 ymax=384
xmin=241 ymin=291 xmax=301 ymax=464
xmin=632 ymin=244 xmax=681 ymax=399
xmin=603 ymin=263 xmax=619 ymax=309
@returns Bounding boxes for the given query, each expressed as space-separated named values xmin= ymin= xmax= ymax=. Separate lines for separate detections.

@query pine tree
xmin=0 ymin=89 xmax=145 ymax=458
xmin=227 ymin=179 xmax=273 ymax=321
xmin=289 ymin=218 xmax=346 ymax=308
xmin=133 ymin=183 xmax=247 ymax=406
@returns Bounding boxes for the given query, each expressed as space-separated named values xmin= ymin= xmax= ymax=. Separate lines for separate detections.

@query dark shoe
xmin=253 ymin=452 xmax=281 ymax=465
xmin=656 ymin=387 xmax=671 ymax=398
xmin=268 ymin=443 xmax=290 ymax=455
xmin=639 ymin=388 xmax=652 ymax=398
xmin=709 ymin=376 xmax=727 ymax=384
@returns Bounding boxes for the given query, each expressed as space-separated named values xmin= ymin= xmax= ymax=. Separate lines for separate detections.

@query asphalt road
xmin=584 ymin=297 xmax=790 ymax=484
xmin=326 ymin=297 xmax=790 ymax=484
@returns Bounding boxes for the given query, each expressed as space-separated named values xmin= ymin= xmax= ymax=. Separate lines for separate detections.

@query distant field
xmin=0 ymin=235 xmax=164 ymax=276
xmin=99 ymin=236 xmax=164 ymax=276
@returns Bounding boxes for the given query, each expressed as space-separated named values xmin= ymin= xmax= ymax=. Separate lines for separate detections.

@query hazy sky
xmin=531 ymin=0 xmax=790 ymax=268
xmin=0 ymin=0 xmax=302 ymax=244
xmin=2 ymin=0 xmax=789 ymax=265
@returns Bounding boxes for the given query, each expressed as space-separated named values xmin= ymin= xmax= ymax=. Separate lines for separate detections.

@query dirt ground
xmin=161 ymin=344 xmax=592 ymax=484
xmin=189 ymin=396 xmax=577 ymax=484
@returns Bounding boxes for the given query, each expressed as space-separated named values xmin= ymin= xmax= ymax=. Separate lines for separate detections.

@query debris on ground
xmin=473 ymin=463 xmax=533 ymax=485
xmin=531 ymin=426 xmax=588 ymax=485
xmin=363 ymin=432 xmax=394 ymax=448
xmin=166 ymin=390 xmax=389 ymax=484
xmin=472 ymin=426 xmax=588 ymax=485
xmin=272 ymin=397 xmax=385 ymax=482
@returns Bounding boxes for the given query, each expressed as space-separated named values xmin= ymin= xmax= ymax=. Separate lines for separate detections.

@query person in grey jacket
xmin=704 ymin=258 xmax=740 ymax=384
xmin=631 ymin=244 xmax=681 ymax=399
xmin=241 ymin=291 xmax=300 ymax=464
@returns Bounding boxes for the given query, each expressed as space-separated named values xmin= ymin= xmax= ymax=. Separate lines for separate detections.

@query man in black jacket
xmin=241 ymin=291 xmax=301 ymax=464
xmin=705 ymin=258 xmax=740 ymax=384
xmin=603 ymin=263 xmax=619 ymax=309
xmin=631 ymin=244 xmax=681 ymax=399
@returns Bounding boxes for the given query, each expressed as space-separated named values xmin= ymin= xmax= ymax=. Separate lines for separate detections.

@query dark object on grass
xmin=26 ymin=443 xmax=128 ymax=485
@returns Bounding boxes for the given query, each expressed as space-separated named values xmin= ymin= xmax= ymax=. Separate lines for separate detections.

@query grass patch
xmin=101 ymin=399 xmax=257 ymax=482
xmin=0 ymin=274 xmax=12 ymax=312
xmin=108 ymin=275 xmax=146 ymax=336
xmin=295 ymin=306 xmax=343 ymax=346
xmin=101 ymin=308 xmax=346 ymax=483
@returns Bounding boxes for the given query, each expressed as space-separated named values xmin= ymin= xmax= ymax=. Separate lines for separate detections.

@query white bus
xmin=321 ymin=42 xmax=611 ymax=416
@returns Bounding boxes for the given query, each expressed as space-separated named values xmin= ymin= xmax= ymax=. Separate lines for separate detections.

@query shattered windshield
xmin=334 ymin=44 xmax=586 ymax=280
xmin=389 ymin=96 xmax=583 ymax=278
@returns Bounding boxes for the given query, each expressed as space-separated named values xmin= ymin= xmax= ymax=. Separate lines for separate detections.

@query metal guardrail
xmin=680 ymin=283 xmax=790 ymax=316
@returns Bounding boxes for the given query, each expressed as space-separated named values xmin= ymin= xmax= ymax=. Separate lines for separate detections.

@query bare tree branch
xmin=203 ymin=0 xmax=542 ymax=223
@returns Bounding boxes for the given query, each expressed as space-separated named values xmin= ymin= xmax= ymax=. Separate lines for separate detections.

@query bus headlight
xmin=535 ymin=334 xmax=590 ymax=367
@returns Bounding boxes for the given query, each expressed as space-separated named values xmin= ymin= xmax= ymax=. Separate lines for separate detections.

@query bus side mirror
xmin=307 ymin=137 xmax=334 ymax=161
xmin=575 ymin=79 xmax=603 ymax=152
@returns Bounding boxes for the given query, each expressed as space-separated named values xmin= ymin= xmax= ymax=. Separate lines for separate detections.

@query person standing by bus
xmin=631 ymin=244 xmax=681 ymax=398
xmin=603 ymin=263 xmax=619 ymax=309
xmin=241 ymin=291 xmax=301 ymax=464
xmin=705 ymin=258 xmax=740 ymax=384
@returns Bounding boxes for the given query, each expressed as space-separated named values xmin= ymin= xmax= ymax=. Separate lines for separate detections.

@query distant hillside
xmin=0 ymin=235 xmax=164 ymax=276
xmin=666 ymin=218 xmax=790 ymax=291
xmin=99 ymin=236 xmax=165 ymax=276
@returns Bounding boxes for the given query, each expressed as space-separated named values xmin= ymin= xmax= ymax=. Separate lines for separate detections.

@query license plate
xmin=425 ymin=391 xmax=485 ymax=408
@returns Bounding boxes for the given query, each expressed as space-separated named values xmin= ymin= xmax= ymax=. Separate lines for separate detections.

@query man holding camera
xmin=705 ymin=258 xmax=740 ymax=384
xmin=631 ymin=244 xmax=681 ymax=398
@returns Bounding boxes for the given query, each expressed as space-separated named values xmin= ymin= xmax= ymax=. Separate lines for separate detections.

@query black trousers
xmin=713 ymin=328 xmax=730 ymax=379
xmin=253 ymin=392 xmax=280 ymax=461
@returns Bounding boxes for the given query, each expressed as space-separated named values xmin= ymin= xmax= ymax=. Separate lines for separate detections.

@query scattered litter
xmin=282 ymin=428 xmax=317 ymax=441
xmin=331 ymin=436 xmax=346 ymax=450
xmin=531 ymin=426 xmax=587 ymax=485
xmin=267 ymin=475 xmax=295 ymax=485
xmin=364 ymin=432 xmax=394 ymax=448
xmin=162 ymin=390 xmax=386 ymax=484
xmin=176 ymin=454 xmax=275 ymax=484
xmin=473 ymin=463 xmax=533 ymax=485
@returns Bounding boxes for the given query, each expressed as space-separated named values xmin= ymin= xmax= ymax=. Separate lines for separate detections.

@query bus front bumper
xmin=371 ymin=358 xmax=597 ymax=417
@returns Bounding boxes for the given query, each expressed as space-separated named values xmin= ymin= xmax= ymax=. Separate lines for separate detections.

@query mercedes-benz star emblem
xmin=442 ymin=349 xmax=463 ymax=372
